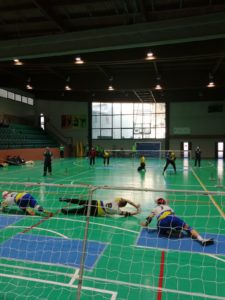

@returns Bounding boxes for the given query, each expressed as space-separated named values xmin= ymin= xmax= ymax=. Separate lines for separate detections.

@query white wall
xmin=170 ymin=101 xmax=225 ymax=158
xmin=0 ymin=97 xmax=34 ymax=121
xmin=1 ymin=96 xmax=224 ymax=158
xmin=35 ymin=99 xmax=89 ymax=145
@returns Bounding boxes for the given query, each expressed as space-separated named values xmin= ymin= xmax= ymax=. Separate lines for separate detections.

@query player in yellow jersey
xmin=1 ymin=191 xmax=53 ymax=217
xmin=60 ymin=197 xmax=140 ymax=217
xmin=137 ymin=155 xmax=146 ymax=172
xmin=103 ymin=151 xmax=110 ymax=166
xmin=163 ymin=151 xmax=176 ymax=175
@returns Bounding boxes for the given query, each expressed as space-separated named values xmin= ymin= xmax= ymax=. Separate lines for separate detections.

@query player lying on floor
xmin=1 ymin=191 xmax=53 ymax=217
xmin=140 ymin=197 xmax=214 ymax=246
xmin=60 ymin=197 xmax=140 ymax=217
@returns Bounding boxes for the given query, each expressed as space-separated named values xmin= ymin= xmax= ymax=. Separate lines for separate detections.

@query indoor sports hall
xmin=0 ymin=1 xmax=225 ymax=300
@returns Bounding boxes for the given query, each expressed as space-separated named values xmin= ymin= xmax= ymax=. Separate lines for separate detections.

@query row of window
xmin=0 ymin=88 xmax=34 ymax=106
xmin=92 ymin=102 xmax=166 ymax=139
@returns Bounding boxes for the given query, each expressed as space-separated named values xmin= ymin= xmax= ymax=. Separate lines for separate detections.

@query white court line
xmin=191 ymin=167 xmax=225 ymax=219
xmin=0 ymin=273 xmax=117 ymax=300
xmin=0 ymin=270 xmax=224 ymax=300
xmin=83 ymin=275 xmax=225 ymax=300
xmin=204 ymin=254 xmax=225 ymax=263
xmin=8 ymin=225 xmax=69 ymax=239
xmin=5 ymin=220 xmax=225 ymax=263
xmin=50 ymin=216 xmax=139 ymax=234
xmin=0 ymin=263 xmax=73 ymax=277
xmin=68 ymin=269 xmax=80 ymax=285
xmin=1 ymin=257 xmax=77 ymax=270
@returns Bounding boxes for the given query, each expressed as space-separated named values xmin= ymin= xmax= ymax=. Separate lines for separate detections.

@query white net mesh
xmin=0 ymin=181 xmax=224 ymax=300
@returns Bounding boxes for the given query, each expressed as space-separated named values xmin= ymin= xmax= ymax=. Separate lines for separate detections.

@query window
xmin=217 ymin=142 xmax=224 ymax=159
xmin=0 ymin=88 xmax=34 ymax=106
xmin=92 ymin=102 xmax=166 ymax=139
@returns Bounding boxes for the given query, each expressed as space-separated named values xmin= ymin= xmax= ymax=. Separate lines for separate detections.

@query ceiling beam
xmin=32 ymin=0 xmax=69 ymax=32
xmin=0 ymin=12 xmax=225 ymax=61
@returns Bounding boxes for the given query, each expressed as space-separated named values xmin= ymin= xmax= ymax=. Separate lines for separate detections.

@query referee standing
xmin=43 ymin=147 xmax=53 ymax=176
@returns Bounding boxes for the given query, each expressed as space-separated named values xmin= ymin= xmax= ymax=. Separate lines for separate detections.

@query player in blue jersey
xmin=141 ymin=197 xmax=214 ymax=246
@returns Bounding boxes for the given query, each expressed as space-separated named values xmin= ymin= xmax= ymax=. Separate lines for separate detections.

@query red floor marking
xmin=157 ymin=250 xmax=165 ymax=300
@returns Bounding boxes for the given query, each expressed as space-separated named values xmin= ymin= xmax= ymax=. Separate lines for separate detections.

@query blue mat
xmin=136 ymin=228 xmax=225 ymax=255
xmin=0 ymin=215 xmax=24 ymax=229
xmin=0 ymin=234 xmax=107 ymax=269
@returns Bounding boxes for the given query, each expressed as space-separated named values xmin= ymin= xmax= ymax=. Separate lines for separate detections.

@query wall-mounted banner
xmin=61 ymin=115 xmax=87 ymax=129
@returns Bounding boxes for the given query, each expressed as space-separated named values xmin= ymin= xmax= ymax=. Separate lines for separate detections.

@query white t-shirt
xmin=103 ymin=200 xmax=121 ymax=215
xmin=151 ymin=205 xmax=174 ymax=220
xmin=1 ymin=192 xmax=17 ymax=208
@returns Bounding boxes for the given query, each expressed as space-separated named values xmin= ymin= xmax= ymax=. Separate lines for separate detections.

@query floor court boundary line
xmin=204 ymin=254 xmax=225 ymax=263
xmin=135 ymin=245 xmax=225 ymax=260
xmin=8 ymin=225 xmax=69 ymax=239
xmin=5 ymin=219 xmax=225 ymax=263
xmin=0 ymin=257 xmax=77 ymax=269
xmin=74 ymin=274 xmax=225 ymax=300
xmin=0 ymin=263 xmax=74 ymax=277
xmin=0 ymin=271 xmax=224 ymax=300
xmin=0 ymin=273 xmax=117 ymax=300
xmin=191 ymin=167 xmax=225 ymax=219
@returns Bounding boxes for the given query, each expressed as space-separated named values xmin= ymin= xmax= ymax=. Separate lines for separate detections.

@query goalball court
xmin=0 ymin=156 xmax=224 ymax=300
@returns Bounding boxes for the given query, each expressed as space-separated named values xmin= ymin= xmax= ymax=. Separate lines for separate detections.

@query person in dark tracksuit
xmin=43 ymin=147 xmax=53 ymax=176
xmin=194 ymin=146 xmax=201 ymax=167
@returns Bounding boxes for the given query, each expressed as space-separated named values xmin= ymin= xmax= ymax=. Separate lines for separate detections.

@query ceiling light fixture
xmin=108 ymin=85 xmax=114 ymax=91
xmin=26 ymin=77 xmax=33 ymax=89
xmin=74 ymin=56 xmax=84 ymax=64
xmin=154 ymin=76 xmax=162 ymax=90
xmin=14 ymin=58 xmax=23 ymax=65
xmin=26 ymin=84 xmax=33 ymax=90
xmin=65 ymin=85 xmax=72 ymax=91
xmin=145 ymin=51 xmax=156 ymax=60
xmin=65 ymin=76 xmax=72 ymax=90
xmin=108 ymin=76 xmax=114 ymax=91
xmin=207 ymin=73 xmax=215 ymax=88
xmin=155 ymin=84 xmax=162 ymax=90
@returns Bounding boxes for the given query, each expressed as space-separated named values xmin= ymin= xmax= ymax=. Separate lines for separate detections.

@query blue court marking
xmin=136 ymin=228 xmax=225 ymax=255
xmin=0 ymin=234 xmax=107 ymax=270
xmin=0 ymin=215 xmax=24 ymax=229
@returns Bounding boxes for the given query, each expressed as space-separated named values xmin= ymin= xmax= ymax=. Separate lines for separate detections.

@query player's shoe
xmin=201 ymin=238 xmax=214 ymax=246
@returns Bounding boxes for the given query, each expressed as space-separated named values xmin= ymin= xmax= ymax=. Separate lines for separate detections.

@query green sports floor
xmin=0 ymin=157 xmax=225 ymax=300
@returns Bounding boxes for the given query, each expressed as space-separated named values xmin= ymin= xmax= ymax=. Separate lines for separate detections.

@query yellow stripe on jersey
xmin=15 ymin=193 xmax=26 ymax=202
xmin=158 ymin=211 xmax=172 ymax=220
xmin=97 ymin=200 xmax=106 ymax=216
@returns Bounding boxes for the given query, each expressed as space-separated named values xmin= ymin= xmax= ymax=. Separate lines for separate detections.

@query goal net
xmin=0 ymin=181 xmax=224 ymax=300
xmin=103 ymin=149 xmax=192 ymax=159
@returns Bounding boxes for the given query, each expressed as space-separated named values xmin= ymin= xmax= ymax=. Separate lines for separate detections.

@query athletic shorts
xmin=16 ymin=194 xmax=37 ymax=209
xmin=157 ymin=215 xmax=187 ymax=234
